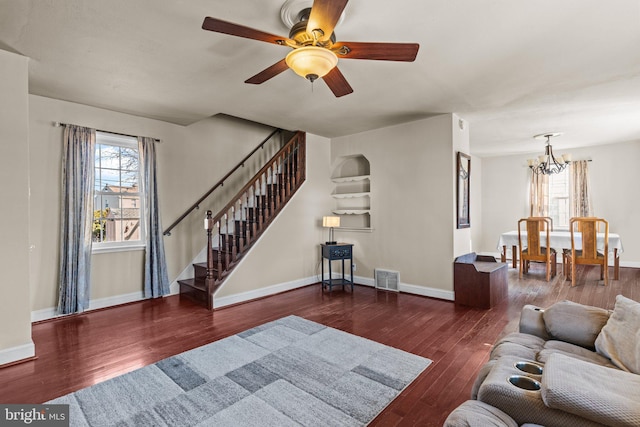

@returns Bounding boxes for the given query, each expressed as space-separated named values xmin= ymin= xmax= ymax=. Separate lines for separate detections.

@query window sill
xmin=92 ymin=244 xmax=145 ymax=254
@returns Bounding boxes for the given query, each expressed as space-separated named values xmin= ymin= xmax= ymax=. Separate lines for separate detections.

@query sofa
xmin=444 ymin=294 xmax=640 ymax=427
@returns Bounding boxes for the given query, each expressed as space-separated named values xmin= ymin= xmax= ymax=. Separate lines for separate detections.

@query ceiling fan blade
xmin=245 ymin=59 xmax=289 ymax=84
xmin=334 ymin=41 xmax=420 ymax=61
xmin=323 ymin=67 xmax=353 ymax=97
xmin=307 ymin=0 xmax=348 ymax=42
xmin=202 ymin=17 xmax=291 ymax=46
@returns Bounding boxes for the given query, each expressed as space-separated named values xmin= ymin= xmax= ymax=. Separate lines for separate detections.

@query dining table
xmin=497 ymin=230 xmax=623 ymax=279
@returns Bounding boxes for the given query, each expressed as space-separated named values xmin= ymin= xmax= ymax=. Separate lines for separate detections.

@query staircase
xmin=178 ymin=131 xmax=306 ymax=309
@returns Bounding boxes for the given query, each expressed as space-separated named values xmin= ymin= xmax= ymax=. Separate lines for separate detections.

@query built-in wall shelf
xmin=332 ymin=192 xmax=370 ymax=199
xmin=331 ymin=156 xmax=371 ymax=230
xmin=331 ymin=175 xmax=371 ymax=184
xmin=333 ymin=209 xmax=370 ymax=215
xmin=338 ymin=226 xmax=373 ymax=232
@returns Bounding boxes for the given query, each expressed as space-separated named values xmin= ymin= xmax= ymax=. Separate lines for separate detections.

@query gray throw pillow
xmin=543 ymin=300 xmax=610 ymax=349
xmin=595 ymin=294 xmax=640 ymax=374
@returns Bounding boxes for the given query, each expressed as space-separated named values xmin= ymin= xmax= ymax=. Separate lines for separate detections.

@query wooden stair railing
xmin=163 ymin=128 xmax=282 ymax=237
xmin=178 ymin=131 xmax=306 ymax=309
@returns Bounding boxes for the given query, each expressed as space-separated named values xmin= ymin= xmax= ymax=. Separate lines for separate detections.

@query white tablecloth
xmin=497 ymin=230 xmax=623 ymax=256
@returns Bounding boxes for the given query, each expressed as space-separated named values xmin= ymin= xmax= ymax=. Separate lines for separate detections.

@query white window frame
xmin=93 ymin=131 xmax=146 ymax=253
xmin=547 ymin=168 xmax=570 ymax=230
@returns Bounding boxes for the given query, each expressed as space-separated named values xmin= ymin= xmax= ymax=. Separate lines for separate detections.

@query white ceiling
xmin=1 ymin=0 xmax=639 ymax=157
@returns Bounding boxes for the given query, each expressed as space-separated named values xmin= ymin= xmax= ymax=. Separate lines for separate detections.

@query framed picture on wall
xmin=457 ymin=152 xmax=471 ymax=229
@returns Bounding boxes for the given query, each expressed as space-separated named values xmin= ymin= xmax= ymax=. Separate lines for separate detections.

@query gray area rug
xmin=49 ymin=315 xmax=432 ymax=426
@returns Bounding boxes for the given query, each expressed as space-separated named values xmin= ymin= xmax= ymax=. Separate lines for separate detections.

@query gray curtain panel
xmin=58 ymin=125 xmax=96 ymax=314
xmin=138 ymin=136 xmax=170 ymax=298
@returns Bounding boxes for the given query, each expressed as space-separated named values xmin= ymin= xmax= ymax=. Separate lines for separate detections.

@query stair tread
xmin=178 ymin=278 xmax=206 ymax=291
xmin=178 ymin=278 xmax=223 ymax=294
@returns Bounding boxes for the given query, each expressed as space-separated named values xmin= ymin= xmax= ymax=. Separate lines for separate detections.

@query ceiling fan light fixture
xmin=285 ymin=46 xmax=338 ymax=82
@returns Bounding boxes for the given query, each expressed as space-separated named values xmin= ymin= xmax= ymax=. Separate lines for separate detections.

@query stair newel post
xmin=215 ymin=219 xmax=222 ymax=280
xmin=204 ymin=210 xmax=214 ymax=309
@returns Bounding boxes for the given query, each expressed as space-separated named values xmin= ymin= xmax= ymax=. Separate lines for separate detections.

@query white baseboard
xmin=31 ymin=274 xmax=456 ymax=323
xmin=399 ymin=282 xmax=455 ymax=301
xmin=212 ymin=273 xmax=457 ymax=309
xmin=354 ymin=275 xmax=375 ymax=287
xmin=213 ymin=276 xmax=318 ymax=309
xmin=620 ymin=260 xmax=640 ymax=268
xmin=355 ymin=275 xmax=454 ymax=300
xmin=0 ymin=341 xmax=35 ymax=366
xmin=31 ymin=291 xmax=145 ymax=323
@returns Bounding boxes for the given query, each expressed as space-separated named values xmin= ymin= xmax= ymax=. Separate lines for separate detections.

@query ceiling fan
xmin=202 ymin=0 xmax=419 ymax=97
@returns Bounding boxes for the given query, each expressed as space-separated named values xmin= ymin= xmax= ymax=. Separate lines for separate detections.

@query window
xmin=548 ymin=168 xmax=570 ymax=229
xmin=93 ymin=132 xmax=145 ymax=251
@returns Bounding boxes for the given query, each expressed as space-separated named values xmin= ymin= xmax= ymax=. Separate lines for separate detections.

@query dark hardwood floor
xmin=1 ymin=263 xmax=638 ymax=426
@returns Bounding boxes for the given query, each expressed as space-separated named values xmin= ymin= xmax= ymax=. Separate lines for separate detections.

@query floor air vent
xmin=374 ymin=268 xmax=400 ymax=292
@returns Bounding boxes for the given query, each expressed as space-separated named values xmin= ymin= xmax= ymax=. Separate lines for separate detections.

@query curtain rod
xmin=52 ymin=121 xmax=161 ymax=143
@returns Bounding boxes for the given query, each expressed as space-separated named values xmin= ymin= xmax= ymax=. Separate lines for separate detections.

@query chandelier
xmin=528 ymin=133 xmax=571 ymax=175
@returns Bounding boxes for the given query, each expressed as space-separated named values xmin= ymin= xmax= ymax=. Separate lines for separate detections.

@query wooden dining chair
xmin=518 ymin=217 xmax=557 ymax=281
xmin=562 ymin=216 xmax=601 ymax=273
xmin=565 ymin=217 xmax=609 ymax=286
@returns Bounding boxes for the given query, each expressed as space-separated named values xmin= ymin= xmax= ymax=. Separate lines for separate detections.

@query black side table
xmin=321 ymin=243 xmax=354 ymax=292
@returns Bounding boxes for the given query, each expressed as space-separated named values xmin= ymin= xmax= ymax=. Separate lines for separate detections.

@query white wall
xmin=470 ymin=153 xmax=483 ymax=256
xmin=28 ymin=95 xmax=279 ymax=316
xmin=0 ymin=50 xmax=33 ymax=365
xmin=477 ymin=140 xmax=640 ymax=266
xmin=25 ymin=93 xmax=341 ymax=313
xmin=453 ymin=116 xmax=472 ymax=257
xmin=329 ymin=114 xmax=468 ymax=298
